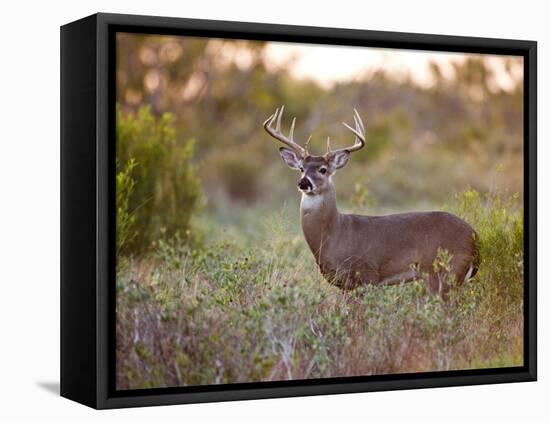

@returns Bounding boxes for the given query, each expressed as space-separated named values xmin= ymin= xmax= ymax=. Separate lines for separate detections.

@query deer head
xmin=263 ymin=106 xmax=366 ymax=196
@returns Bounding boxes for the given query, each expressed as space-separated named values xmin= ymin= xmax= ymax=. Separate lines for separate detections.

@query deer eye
xmin=319 ymin=168 xmax=327 ymax=174
xmin=299 ymin=167 xmax=304 ymax=173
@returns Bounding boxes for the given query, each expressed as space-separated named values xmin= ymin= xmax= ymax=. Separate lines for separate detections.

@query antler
xmin=263 ymin=106 xmax=308 ymax=158
xmin=326 ymin=109 xmax=366 ymax=155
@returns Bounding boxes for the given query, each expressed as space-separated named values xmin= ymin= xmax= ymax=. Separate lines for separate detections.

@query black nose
xmin=298 ymin=178 xmax=312 ymax=190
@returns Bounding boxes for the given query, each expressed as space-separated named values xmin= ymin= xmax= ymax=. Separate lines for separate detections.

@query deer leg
xmin=427 ymin=273 xmax=446 ymax=296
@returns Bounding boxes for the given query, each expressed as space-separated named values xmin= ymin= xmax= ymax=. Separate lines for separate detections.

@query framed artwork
xmin=60 ymin=13 xmax=537 ymax=409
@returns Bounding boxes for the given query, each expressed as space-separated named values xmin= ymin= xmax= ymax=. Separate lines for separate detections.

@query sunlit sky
xmin=262 ymin=42 xmax=523 ymax=90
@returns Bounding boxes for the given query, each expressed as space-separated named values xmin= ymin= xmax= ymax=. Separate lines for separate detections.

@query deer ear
xmin=279 ymin=147 xmax=302 ymax=169
xmin=329 ymin=150 xmax=350 ymax=170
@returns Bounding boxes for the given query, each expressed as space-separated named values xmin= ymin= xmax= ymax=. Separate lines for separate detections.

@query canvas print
xmin=115 ymin=32 xmax=524 ymax=390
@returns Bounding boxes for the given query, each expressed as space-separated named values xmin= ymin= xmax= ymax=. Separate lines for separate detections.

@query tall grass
xmin=116 ymin=189 xmax=523 ymax=389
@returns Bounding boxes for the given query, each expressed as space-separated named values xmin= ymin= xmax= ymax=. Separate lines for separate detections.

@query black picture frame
xmin=60 ymin=12 xmax=537 ymax=409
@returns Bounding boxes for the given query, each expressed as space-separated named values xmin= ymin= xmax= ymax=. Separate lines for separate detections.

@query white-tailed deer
xmin=263 ymin=106 xmax=480 ymax=294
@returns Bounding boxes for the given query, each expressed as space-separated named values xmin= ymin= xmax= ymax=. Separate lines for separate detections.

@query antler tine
xmin=304 ymin=134 xmax=312 ymax=152
xmin=353 ymin=115 xmax=364 ymax=133
xmin=330 ymin=109 xmax=366 ymax=155
xmin=354 ymin=108 xmax=365 ymax=133
xmin=263 ymin=106 xmax=281 ymax=129
xmin=276 ymin=105 xmax=284 ymax=132
xmin=326 ymin=136 xmax=331 ymax=153
xmin=263 ymin=106 xmax=308 ymax=158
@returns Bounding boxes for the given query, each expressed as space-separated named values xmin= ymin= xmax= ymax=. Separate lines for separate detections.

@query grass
xmin=115 ymin=189 xmax=524 ymax=389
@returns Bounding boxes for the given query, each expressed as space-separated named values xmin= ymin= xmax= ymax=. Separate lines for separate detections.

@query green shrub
xmin=116 ymin=105 xmax=201 ymax=255
xmin=449 ymin=189 xmax=524 ymax=308
xmin=116 ymin=158 xmax=137 ymax=255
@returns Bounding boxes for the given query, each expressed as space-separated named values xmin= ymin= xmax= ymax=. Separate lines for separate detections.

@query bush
xmin=116 ymin=158 xmax=137 ymax=255
xmin=116 ymin=105 xmax=201 ymax=255
xmin=449 ymin=188 xmax=524 ymax=313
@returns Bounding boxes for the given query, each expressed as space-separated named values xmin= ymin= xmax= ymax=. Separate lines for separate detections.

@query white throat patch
xmin=301 ymin=194 xmax=323 ymax=211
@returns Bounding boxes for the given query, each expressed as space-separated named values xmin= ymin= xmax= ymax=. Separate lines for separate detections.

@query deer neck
xmin=300 ymin=184 xmax=339 ymax=260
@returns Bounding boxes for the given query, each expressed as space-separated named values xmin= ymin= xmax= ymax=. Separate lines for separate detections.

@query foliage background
xmin=115 ymin=33 xmax=524 ymax=389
